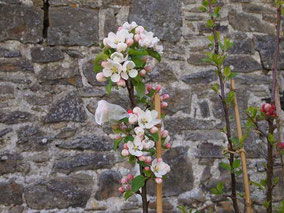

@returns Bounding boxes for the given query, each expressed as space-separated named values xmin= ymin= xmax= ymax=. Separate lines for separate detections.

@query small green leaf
xmin=199 ymin=6 xmax=207 ymax=12
xmin=263 ymin=201 xmax=270 ymax=209
xmin=131 ymin=175 xmax=145 ymax=192
xmin=135 ymin=81 xmax=146 ymax=98
xmin=219 ymin=162 xmax=231 ymax=171
xmin=151 ymin=133 xmax=159 ymax=142
xmin=217 ymin=182 xmax=224 ymax=193
xmin=273 ymin=177 xmax=280 ymax=186
xmin=211 ymin=188 xmax=219 ymax=195
xmin=223 ymin=66 xmax=231 ymax=78
xmin=129 ymin=155 xmax=135 ymax=164
xmin=131 ymin=55 xmax=146 ymax=68
xmin=250 ymin=180 xmax=264 ymax=190
xmin=260 ymin=179 xmax=267 ymax=187
xmin=124 ymin=136 xmax=134 ymax=142
xmin=211 ymin=83 xmax=219 ymax=94
xmin=207 ymin=19 xmax=214 ymax=28
xmin=201 ymin=0 xmax=208 ymax=7
xmin=147 ymin=49 xmax=161 ymax=62
xmin=106 ymin=80 xmax=112 ymax=94
xmin=94 ymin=52 xmax=109 ymax=74
xmin=124 ymin=191 xmax=134 ymax=200
xmin=232 ymin=159 xmax=241 ymax=169
xmin=114 ymin=138 xmax=122 ymax=151
xmin=128 ymin=48 xmax=148 ymax=56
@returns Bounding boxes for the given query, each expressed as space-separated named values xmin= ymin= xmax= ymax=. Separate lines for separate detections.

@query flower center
xmin=141 ymin=118 xmax=148 ymax=125
xmin=111 ymin=66 xmax=118 ymax=73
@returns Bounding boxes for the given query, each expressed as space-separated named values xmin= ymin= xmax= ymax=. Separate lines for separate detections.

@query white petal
xmin=111 ymin=74 xmax=120 ymax=82
xmin=121 ymin=71 xmax=129 ymax=80
xmin=151 ymin=110 xmax=158 ymax=120
xmin=129 ymin=69 xmax=138 ymax=78
xmin=117 ymin=43 xmax=127 ymax=52
xmin=103 ymin=68 xmax=112 ymax=77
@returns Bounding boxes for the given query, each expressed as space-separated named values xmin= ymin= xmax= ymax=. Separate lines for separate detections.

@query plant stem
xmin=266 ymin=120 xmax=274 ymax=213
xmin=126 ymin=79 xmax=148 ymax=213
xmin=208 ymin=1 xmax=239 ymax=212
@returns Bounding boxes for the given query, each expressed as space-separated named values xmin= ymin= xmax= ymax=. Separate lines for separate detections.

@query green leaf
xmin=207 ymin=19 xmax=214 ymax=28
xmin=129 ymin=155 xmax=135 ymax=164
xmin=273 ymin=177 xmax=280 ymax=186
xmin=219 ymin=162 xmax=231 ymax=171
xmin=135 ymin=81 xmax=146 ymax=98
xmin=225 ymin=90 xmax=235 ymax=105
xmin=128 ymin=48 xmax=148 ymax=56
xmin=260 ymin=179 xmax=267 ymax=187
xmin=94 ymin=52 xmax=109 ymax=74
xmin=250 ymin=180 xmax=264 ymax=190
xmin=211 ymin=188 xmax=219 ymax=195
xmin=227 ymin=72 xmax=237 ymax=80
xmin=114 ymin=138 xmax=122 ymax=151
xmin=124 ymin=191 xmax=134 ymax=200
xmin=232 ymin=159 xmax=241 ymax=169
xmin=211 ymin=83 xmax=219 ymax=94
xmin=106 ymin=80 xmax=112 ymax=94
xmin=201 ymin=0 xmax=208 ymax=7
xmin=147 ymin=49 xmax=161 ymax=62
xmin=131 ymin=175 xmax=145 ymax=192
xmin=131 ymin=55 xmax=146 ymax=68
xmin=223 ymin=66 xmax=231 ymax=78
xmin=199 ymin=6 xmax=207 ymax=12
xmin=124 ymin=136 xmax=134 ymax=142
xmin=217 ymin=182 xmax=224 ymax=193
xmin=263 ymin=201 xmax=270 ymax=209
xmin=151 ymin=133 xmax=159 ymax=142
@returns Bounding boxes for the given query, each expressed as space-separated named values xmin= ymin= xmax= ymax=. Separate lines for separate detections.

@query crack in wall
xmin=42 ymin=0 xmax=49 ymax=39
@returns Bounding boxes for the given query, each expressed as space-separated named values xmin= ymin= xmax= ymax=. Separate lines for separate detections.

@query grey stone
xmin=242 ymin=4 xmax=274 ymax=14
xmin=148 ymin=147 xmax=194 ymax=196
xmin=146 ymin=62 xmax=178 ymax=83
xmin=0 ymin=48 xmax=21 ymax=58
xmin=56 ymin=135 xmax=113 ymax=151
xmin=163 ymin=87 xmax=191 ymax=115
xmin=53 ymin=153 xmax=115 ymax=174
xmin=0 ymin=76 xmax=32 ymax=84
xmin=95 ymin=170 xmax=121 ymax=200
xmin=44 ymin=92 xmax=87 ymax=123
xmin=201 ymin=166 xmax=212 ymax=182
xmin=235 ymin=74 xmax=271 ymax=85
xmin=102 ymin=0 xmax=130 ymax=6
xmin=199 ymin=101 xmax=210 ymax=118
xmin=17 ymin=125 xmax=52 ymax=152
xmin=197 ymin=143 xmax=223 ymax=159
xmin=0 ymin=181 xmax=23 ymax=206
xmin=0 ymin=85 xmax=14 ymax=96
xmin=181 ymin=70 xmax=217 ymax=85
xmin=129 ymin=0 xmax=182 ymax=42
xmin=198 ymin=23 xmax=228 ymax=34
xmin=24 ymin=174 xmax=93 ymax=209
xmin=0 ymin=152 xmax=29 ymax=175
xmin=178 ymin=189 xmax=206 ymax=207
xmin=228 ymin=33 xmax=255 ymax=55
xmin=8 ymin=206 xmax=24 ymax=213
xmin=256 ymin=160 xmax=266 ymax=172
xmin=78 ymin=87 xmax=106 ymax=98
xmin=36 ymin=62 xmax=83 ymax=87
xmin=0 ymin=59 xmax=33 ymax=72
xmin=224 ymin=55 xmax=262 ymax=73
xmin=82 ymin=59 xmax=107 ymax=87
xmin=254 ymin=35 xmax=284 ymax=70
xmin=25 ymin=95 xmax=52 ymax=106
xmin=0 ymin=111 xmax=32 ymax=124
xmin=0 ymin=128 xmax=12 ymax=138
xmin=50 ymin=0 xmax=101 ymax=8
xmin=63 ymin=49 xmax=84 ymax=58
xmin=0 ymin=4 xmax=43 ymax=43
xmin=31 ymin=47 xmax=64 ymax=63
xmin=48 ymin=7 xmax=99 ymax=46
xmin=187 ymin=53 xmax=209 ymax=66
xmin=184 ymin=130 xmax=225 ymax=142
xmin=229 ymin=10 xmax=274 ymax=34
xmin=104 ymin=8 xmax=118 ymax=37
xmin=55 ymin=128 xmax=77 ymax=139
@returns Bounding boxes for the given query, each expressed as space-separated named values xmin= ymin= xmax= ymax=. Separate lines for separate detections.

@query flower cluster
xmin=261 ymin=103 xmax=277 ymax=117
xmin=95 ymin=21 xmax=163 ymax=86
xmin=118 ymin=174 xmax=133 ymax=193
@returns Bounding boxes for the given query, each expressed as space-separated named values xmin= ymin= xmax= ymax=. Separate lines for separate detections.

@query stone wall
xmin=0 ymin=0 xmax=284 ymax=212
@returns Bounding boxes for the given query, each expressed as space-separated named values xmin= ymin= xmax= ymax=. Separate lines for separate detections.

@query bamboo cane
xmin=230 ymin=79 xmax=252 ymax=213
xmin=154 ymin=93 xmax=163 ymax=213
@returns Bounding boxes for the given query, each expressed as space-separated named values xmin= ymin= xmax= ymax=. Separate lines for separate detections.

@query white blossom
xmin=151 ymin=158 xmax=170 ymax=178
xmin=138 ymin=109 xmax=160 ymax=129
xmin=102 ymin=59 xmax=123 ymax=82
xmin=127 ymin=136 xmax=144 ymax=157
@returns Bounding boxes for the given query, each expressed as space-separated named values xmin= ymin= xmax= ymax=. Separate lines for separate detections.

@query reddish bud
xmin=165 ymin=143 xmax=172 ymax=149
xmin=161 ymin=102 xmax=168 ymax=108
xmin=128 ymin=109 xmax=133 ymax=114
xmin=155 ymin=84 xmax=162 ymax=92
xmin=145 ymin=166 xmax=150 ymax=171
xmin=144 ymin=66 xmax=152 ymax=73
xmin=127 ymin=174 xmax=133 ymax=180
xmin=155 ymin=178 xmax=163 ymax=184
xmin=118 ymin=186 xmax=124 ymax=193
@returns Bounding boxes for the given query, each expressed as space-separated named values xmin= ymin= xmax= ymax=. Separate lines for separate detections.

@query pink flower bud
xmin=123 ymin=143 xmax=128 ymax=150
xmin=157 ymin=158 xmax=163 ymax=163
xmin=121 ymin=149 xmax=129 ymax=157
xmin=161 ymin=102 xmax=168 ymax=108
xmin=101 ymin=61 xmax=107 ymax=68
xmin=124 ymin=184 xmax=131 ymax=191
xmin=133 ymin=107 xmax=141 ymax=115
xmin=116 ymin=135 xmax=121 ymax=140
xmin=146 ymin=84 xmax=152 ymax=91
xmin=162 ymin=94 xmax=170 ymax=100
xmin=128 ymin=114 xmax=138 ymax=124
xmin=155 ymin=84 xmax=162 ymax=92
xmin=127 ymin=174 xmax=133 ymax=180
xmin=126 ymin=38 xmax=134 ymax=46
xmin=117 ymin=79 xmax=126 ymax=87
xmin=134 ymin=34 xmax=140 ymax=42
xmin=118 ymin=186 xmax=124 ymax=193
xmin=96 ymin=72 xmax=107 ymax=82
xmin=121 ymin=177 xmax=128 ymax=184
xmin=142 ymin=56 xmax=147 ymax=63
xmin=155 ymin=178 xmax=163 ymax=184
xmin=139 ymin=69 xmax=146 ymax=77
xmin=150 ymin=126 xmax=158 ymax=134
xmin=118 ymin=26 xmax=123 ymax=31
xmin=145 ymin=156 xmax=152 ymax=164
xmin=165 ymin=143 xmax=172 ymax=149
xmin=139 ymin=155 xmax=146 ymax=161
xmin=135 ymin=26 xmax=144 ymax=34
xmin=144 ymin=66 xmax=152 ymax=73
xmin=161 ymin=130 xmax=168 ymax=138
xmin=145 ymin=166 xmax=150 ymax=171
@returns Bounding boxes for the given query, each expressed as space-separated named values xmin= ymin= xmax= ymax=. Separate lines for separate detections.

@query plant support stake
xmin=231 ymin=79 xmax=252 ymax=213
xmin=154 ymin=93 xmax=162 ymax=213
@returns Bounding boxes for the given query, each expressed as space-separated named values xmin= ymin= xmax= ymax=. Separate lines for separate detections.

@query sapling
xmin=94 ymin=22 xmax=171 ymax=213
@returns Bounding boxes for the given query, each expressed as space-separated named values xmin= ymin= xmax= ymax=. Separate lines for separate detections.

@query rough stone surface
xmin=24 ymin=174 xmax=93 ymax=209
xmin=53 ymin=153 xmax=115 ymax=174
xmin=31 ymin=47 xmax=64 ymax=63
xmin=181 ymin=70 xmax=217 ymax=85
xmin=0 ymin=111 xmax=32 ymax=124
xmin=0 ymin=59 xmax=33 ymax=72
xmin=56 ymin=135 xmax=112 ymax=151
xmin=224 ymin=56 xmax=262 ymax=73
xmin=0 ymin=152 xmax=29 ymax=175
xmin=48 ymin=7 xmax=99 ymax=46
xmin=0 ymin=48 xmax=21 ymax=58
xmin=95 ymin=170 xmax=121 ymax=200
xmin=197 ymin=143 xmax=223 ymax=159
xmin=0 ymin=181 xmax=23 ymax=206
xmin=44 ymin=92 xmax=87 ymax=123
xmin=129 ymin=0 xmax=182 ymax=42
xmin=0 ymin=4 xmax=43 ymax=43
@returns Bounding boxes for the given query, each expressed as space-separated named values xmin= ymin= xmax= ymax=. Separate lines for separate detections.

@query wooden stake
xmin=154 ymin=93 xmax=163 ymax=213
xmin=230 ymin=79 xmax=252 ymax=213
